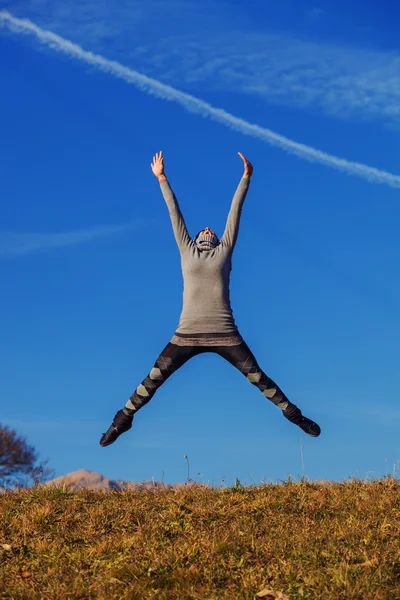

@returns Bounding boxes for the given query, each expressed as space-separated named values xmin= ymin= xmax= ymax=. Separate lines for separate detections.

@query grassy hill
xmin=1 ymin=478 xmax=399 ymax=599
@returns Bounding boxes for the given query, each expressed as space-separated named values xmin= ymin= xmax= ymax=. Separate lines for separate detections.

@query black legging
xmin=126 ymin=341 xmax=290 ymax=413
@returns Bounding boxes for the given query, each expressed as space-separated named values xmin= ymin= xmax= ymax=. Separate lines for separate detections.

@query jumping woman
xmin=100 ymin=151 xmax=321 ymax=447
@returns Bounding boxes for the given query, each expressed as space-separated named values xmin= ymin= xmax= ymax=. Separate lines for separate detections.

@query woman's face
xmin=195 ymin=226 xmax=219 ymax=250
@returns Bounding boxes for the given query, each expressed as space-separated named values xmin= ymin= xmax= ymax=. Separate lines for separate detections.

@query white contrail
xmin=0 ymin=222 xmax=145 ymax=257
xmin=1 ymin=11 xmax=399 ymax=189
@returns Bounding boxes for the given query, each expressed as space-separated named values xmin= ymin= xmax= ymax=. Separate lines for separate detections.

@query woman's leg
xmin=214 ymin=341 xmax=320 ymax=437
xmin=124 ymin=342 xmax=204 ymax=414
xmin=100 ymin=342 xmax=205 ymax=446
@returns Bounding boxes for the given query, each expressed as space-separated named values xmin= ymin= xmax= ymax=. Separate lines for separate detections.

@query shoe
xmin=298 ymin=416 xmax=321 ymax=437
xmin=283 ymin=404 xmax=321 ymax=437
xmin=100 ymin=410 xmax=133 ymax=447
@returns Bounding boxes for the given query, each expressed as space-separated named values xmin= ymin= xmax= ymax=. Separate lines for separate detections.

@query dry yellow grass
xmin=1 ymin=478 xmax=399 ymax=599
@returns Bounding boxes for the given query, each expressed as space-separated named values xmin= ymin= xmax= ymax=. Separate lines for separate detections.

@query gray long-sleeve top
xmin=160 ymin=177 xmax=250 ymax=335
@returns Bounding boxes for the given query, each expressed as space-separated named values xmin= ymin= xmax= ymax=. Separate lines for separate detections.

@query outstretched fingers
xmin=151 ymin=150 xmax=165 ymax=177
xmin=151 ymin=150 xmax=164 ymax=169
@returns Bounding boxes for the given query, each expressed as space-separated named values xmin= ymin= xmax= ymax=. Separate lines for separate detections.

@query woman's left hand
xmin=238 ymin=152 xmax=253 ymax=178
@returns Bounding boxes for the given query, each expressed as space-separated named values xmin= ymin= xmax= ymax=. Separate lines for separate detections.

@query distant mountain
xmin=43 ymin=470 xmax=332 ymax=491
xmin=44 ymin=469 xmax=206 ymax=491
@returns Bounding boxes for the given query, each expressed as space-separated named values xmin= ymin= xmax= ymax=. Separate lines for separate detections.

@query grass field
xmin=1 ymin=478 xmax=400 ymax=599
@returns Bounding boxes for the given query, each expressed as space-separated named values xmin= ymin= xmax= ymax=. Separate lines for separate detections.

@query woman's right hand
xmin=238 ymin=152 xmax=253 ymax=179
xmin=151 ymin=151 xmax=165 ymax=178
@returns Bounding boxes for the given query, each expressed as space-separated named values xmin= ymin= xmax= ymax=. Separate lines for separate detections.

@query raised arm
xmin=220 ymin=152 xmax=253 ymax=250
xmin=151 ymin=151 xmax=192 ymax=252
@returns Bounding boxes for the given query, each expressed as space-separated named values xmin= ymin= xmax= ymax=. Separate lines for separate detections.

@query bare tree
xmin=0 ymin=423 xmax=54 ymax=488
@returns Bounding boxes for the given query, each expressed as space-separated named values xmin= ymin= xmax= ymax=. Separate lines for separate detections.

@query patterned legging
xmin=125 ymin=340 xmax=290 ymax=413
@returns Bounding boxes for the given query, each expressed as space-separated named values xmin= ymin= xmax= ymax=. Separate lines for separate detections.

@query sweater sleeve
xmin=160 ymin=180 xmax=192 ymax=252
xmin=220 ymin=177 xmax=250 ymax=250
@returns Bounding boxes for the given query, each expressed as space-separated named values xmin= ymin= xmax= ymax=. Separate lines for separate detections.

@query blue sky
xmin=1 ymin=0 xmax=399 ymax=486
